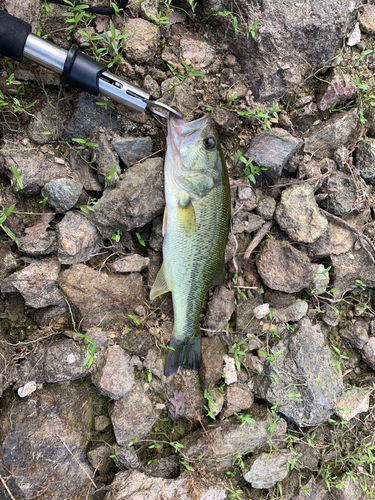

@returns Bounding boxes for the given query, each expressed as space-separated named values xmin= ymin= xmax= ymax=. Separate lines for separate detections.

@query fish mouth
xmin=167 ymin=114 xmax=210 ymax=150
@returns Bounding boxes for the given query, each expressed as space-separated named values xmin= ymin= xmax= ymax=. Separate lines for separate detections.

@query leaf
xmin=168 ymin=390 xmax=186 ymax=421
xmin=19 ymin=209 xmax=55 ymax=245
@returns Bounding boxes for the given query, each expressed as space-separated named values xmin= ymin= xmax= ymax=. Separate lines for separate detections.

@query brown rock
xmin=362 ymin=337 xmax=375 ymax=370
xmin=340 ymin=324 xmax=369 ymax=350
xmin=124 ymin=18 xmax=159 ymax=64
xmin=317 ymin=69 xmax=357 ymax=111
xmin=256 ymin=240 xmax=314 ymax=293
xmin=203 ymin=286 xmax=235 ymax=335
xmin=58 ymin=264 xmax=146 ymax=331
xmin=200 ymin=336 xmax=226 ymax=390
xmin=109 ymin=255 xmax=150 ymax=273
xmin=359 ymin=4 xmax=375 ymax=34
xmin=110 ymin=385 xmax=157 ymax=445
xmin=91 ymin=344 xmax=134 ymax=400
xmin=222 ymin=383 xmax=254 ymax=418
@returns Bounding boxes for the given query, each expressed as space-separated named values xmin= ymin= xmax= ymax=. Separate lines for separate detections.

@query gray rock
xmin=95 ymin=415 xmax=111 ymax=431
xmin=0 ymin=332 xmax=18 ymax=398
xmin=347 ymin=22 xmax=361 ymax=46
xmin=203 ymin=286 xmax=235 ymax=335
xmin=244 ymin=451 xmax=290 ymax=488
xmin=140 ymin=0 xmax=158 ymax=20
xmin=254 ymin=317 xmax=343 ymax=426
xmin=327 ymin=172 xmax=358 ymax=217
xmin=253 ymin=303 xmax=270 ymax=319
xmin=87 ymin=445 xmax=113 ymax=481
xmin=109 ymin=254 xmax=150 ymax=273
xmin=232 ymin=212 xmax=264 ymax=234
xmin=42 ymin=178 xmax=83 ymax=213
xmin=223 ymin=354 xmax=237 ymax=385
xmin=167 ymin=371 xmax=205 ymax=422
xmin=361 ymin=337 xmax=375 ymax=370
xmin=1 ymin=258 xmax=64 ymax=308
xmin=114 ymin=136 xmax=153 ymax=167
xmin=180 ymin=34 xmax=216 ymax=69
xmin=124 ymin=18 xmax=159 ymax=64
xmin=274 ymin=300 xmax=309 ymax=324
xmin=0 ymin=383 xmax=96 ymax=499
xmin=333 ymin=145 xmax=350 ymax=170
xmin=291 ymin=476 xmax=329 ymax=500
xmin=317 ymin=69 xmax=357 ymax=112
xmin=304 ymin=109 xmax=359 ymax=160
xmin=16 ymin=338 xmax=89 ymax=385
xmin=144 ymin=455 xmax=180 ymax=479
xmin=208 ymin=387 xmax=225 ymax=418
xmin=334 ymin=388 xmax=370 ymax=421
xmin=20 ymin=231 xmax=58 ymax=256
xmin=354 ymin=138 xmax=375 ymax=186
xmin=112 ymin=445 xmax=140 ymax=471
xmin=143 ymin=74 xmax=161 ymax=98
xmin=256 ymin=195 xmax=276 ymax=220
xmin=27 ymin=98 xmax=65 ymax=145
xmin=331 ymin=245 xmax=375 ymax=297
xmin=4 ymin=0 xmax=40 ymax=31
xmin=0 ymin=137 xmax=72 ymax=196
xmin=340 ymin=324 xmax=369 ymax=350
xmin=57 ymin=211 xmax=102 ymax=265
xmin=0 ymin=241 xmax=18 ymax=279
xmin=110 ymin=385 xmax=157 ymax=445
xmin=90 ymin=158 xmax=164 ymax=238
xmin=222 ymin=383 xmax=254 ymax=419
xmin=149 ymin=215 xmax=163 ymax=252
xmin=275 ymin=184 xmax=328 ymax=243
xmin=306 ymin=226 xmax=333 ymax=259
xmin=359 ymin=4 xmax=375 ymax=34
xmin=58 ymin=264 xmax=146 ymax=331
xmin=237 ymin=184 xmax=257 ymax=211
xmin=200 ymin=336 xmax=226 ymax=390
xmin=322 ymin=307 xmax=340 ymax=327
xmin=212 ymin=107 xmax=240 ymax=136
xmin=180 ymin=403 xmax=287 ymax=461
xmin=245 ymin=128 xmax=303 ymax=182
xmin=256 ymin=240 xmax=314 ymax=293
xmin=264 ymin=289 xmax=300 ymax=308
xmin=104 ymin=470 xmax=227 ymax=500
xmin=91 ymin=345 xmax=134 ymax=400
xmin=93 ymin=131 xmax=120 ymax=187
xmin=61 ymin=95 xmax=122 ymax=142
xmin=204 ymin=0 xmax=358 ymax=101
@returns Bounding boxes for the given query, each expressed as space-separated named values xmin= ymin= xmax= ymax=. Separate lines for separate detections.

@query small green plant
xmin=39 ymin=197 xmax=48 ymax=206
xmin=0 ymin=205 xmax=20 ymax=247
xmin=72 ymin=137 xmax=98 ymax=151
xmin=229 ymin=338 xmax=249 ymax=371
xmin=331 ymin=345 xmax=349 ymax=374
xmin=62 ymin=1 xmax=94 ymax=41
xmin=237 ymin=413 xmax=256 ymax=427
xmin=105 ymin=164 xmax=117 ymax=188
xmin=78 ymin=198 xmax=97 ymax=213
xmin=136 ymin=232 xmax=145 ymax=247
xmin=128 ymin=314 xmax=140 ymax=326
xmin=204 ymin=386 xmax=217 ymax=420
xmin=236 ymin=101 xmax=279 ymax=130
xmin=246 ymin=18 xmax=258 ymax=38
xmin=259 ymin=349 xmax=284 ymax=362
xmin=11 ymin=165 xmax=23 ymax=190
xmin=235 ymin=150 xmax=266 ymax=184
xmin=111 ymin=230 xmax=122 ymax=243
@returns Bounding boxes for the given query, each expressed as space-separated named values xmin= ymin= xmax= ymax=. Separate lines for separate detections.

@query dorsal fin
xmin=150 ymin=264 xmax=171 ymax=300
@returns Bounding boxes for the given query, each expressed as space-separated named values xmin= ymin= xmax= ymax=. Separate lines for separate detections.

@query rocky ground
xmin=0 ymin=0 xmax=375 ymax=499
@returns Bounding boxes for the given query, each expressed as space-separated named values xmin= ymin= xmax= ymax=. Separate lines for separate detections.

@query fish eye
xmin=203 ymin=137 xmax=216 ymax=150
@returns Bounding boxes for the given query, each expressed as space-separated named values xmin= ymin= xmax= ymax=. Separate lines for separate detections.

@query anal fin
xmin=150 ymin=263 xmax=171 ymax=300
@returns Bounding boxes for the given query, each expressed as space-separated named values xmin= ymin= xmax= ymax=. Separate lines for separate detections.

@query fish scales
xmin=150 ymin=114 xmax=230 ymax=377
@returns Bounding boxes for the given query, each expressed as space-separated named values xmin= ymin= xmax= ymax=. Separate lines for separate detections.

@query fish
xmin=150 ymin=114 xmax=231 ymax=377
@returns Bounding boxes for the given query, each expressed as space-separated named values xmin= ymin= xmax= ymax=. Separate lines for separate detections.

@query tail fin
xmin=164 ymin=336 xmax=201 ymax=377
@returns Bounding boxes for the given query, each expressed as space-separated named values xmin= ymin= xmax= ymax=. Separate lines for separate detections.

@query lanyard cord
xmin=45 ymin=0 xmax=129 ymax=15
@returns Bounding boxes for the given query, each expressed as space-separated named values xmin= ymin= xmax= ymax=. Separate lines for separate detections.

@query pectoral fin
xmin=150 ymin=264 xmax=171 ymax=300
xmin=177 ymin=197 xmax=196 ymax=233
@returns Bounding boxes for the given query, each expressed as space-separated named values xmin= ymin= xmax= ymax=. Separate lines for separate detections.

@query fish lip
xmin=167 ymin=114 xmax=210 ymax=149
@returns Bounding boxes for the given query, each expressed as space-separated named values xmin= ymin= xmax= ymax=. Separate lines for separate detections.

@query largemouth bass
xmin=150 ymin=114 xmax=231 ymax=377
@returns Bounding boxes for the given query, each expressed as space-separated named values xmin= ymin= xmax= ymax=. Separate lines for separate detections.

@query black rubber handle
xmin=0 ymin=10 xmax=31 ymax=62
xmin=62 ymin=45 xmax=106 ymax=95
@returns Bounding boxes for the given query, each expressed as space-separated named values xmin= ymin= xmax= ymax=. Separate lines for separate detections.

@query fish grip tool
xmin=0 ymin=10 xmax=183 ymax=118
